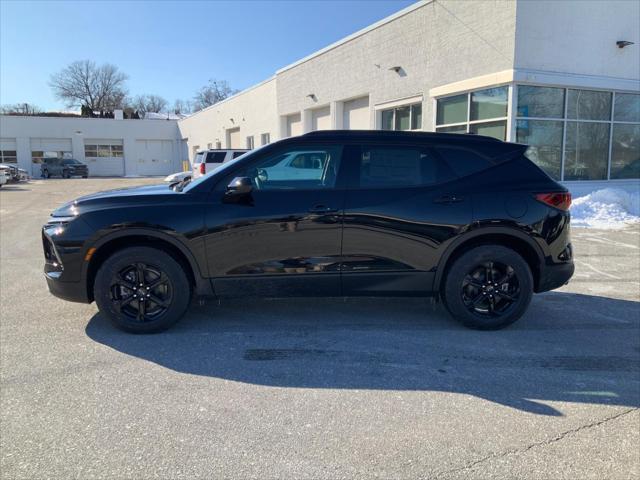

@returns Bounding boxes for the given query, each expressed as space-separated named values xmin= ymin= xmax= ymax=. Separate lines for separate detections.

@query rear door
xmin=341 ymin=143 xmax=472 ymax=295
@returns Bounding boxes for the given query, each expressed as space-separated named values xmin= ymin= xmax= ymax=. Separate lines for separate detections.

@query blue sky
xmin=0 ymin=0 xmax=415 ymax=110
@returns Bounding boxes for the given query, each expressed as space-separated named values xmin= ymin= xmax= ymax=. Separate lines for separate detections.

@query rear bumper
xmin=44 ymin=272 xmax=90 ymax=303
xmin=536 ymin=261 xmax=575 ymax=293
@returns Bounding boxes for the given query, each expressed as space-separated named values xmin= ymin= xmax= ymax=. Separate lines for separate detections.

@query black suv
xmin=41 ymin=158 xmax=89 ymax=178
xmin=43 ymin=131 xmax=574 ymax=333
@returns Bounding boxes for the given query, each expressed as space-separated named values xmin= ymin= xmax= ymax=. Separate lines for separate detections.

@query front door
xmin=341 ymin=143 xmax=472 ymax=295
xmin=204 ymin=144 xmax=345 ymax=297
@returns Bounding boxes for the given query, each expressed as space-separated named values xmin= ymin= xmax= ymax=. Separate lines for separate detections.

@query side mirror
xmin=227 ymin=176 xmax=253 ymax=194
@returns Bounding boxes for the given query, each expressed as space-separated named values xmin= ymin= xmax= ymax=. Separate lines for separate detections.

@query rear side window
xmin=435 ymin=146 xmax=493 ymax=178
xmin=358 ymin=146 xmax=455 ymax=188
xmin=232 ymin=151 xmax=245 ymax=159
xmin=206 ymin=152 xmax=227 ymax=163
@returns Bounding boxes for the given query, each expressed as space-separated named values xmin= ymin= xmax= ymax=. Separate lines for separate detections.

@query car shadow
xmin=85 ymin=291 xmax=640 ymax=417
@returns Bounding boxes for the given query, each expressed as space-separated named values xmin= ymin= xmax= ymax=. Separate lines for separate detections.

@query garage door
xmin=84 ymin=140 xmax=124 ymax=176
xmin=30 ymin=138 xmax=73 ymax=176
xmin=342 ymin=96 xmax=370 ymax=129
xmin=311 ymin=106 xmax=331 ymax=131
xmin=227 ymin=128 xmax=242 ymax=149
xmin=286 ymin=113 xmax=302 ymax=137
xmin=135 ymin=140 xmax=174 ymax=176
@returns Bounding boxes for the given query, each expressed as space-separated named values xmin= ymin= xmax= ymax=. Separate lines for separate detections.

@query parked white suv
xmin=192 ymin=149 xmax=248 ymax=179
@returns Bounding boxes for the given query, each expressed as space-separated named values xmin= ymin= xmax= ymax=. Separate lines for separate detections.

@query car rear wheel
xmin=42 ymin=169 xmax=50 ymax=179
xmin=442 ymin=245 xmax=533 ymax=330
xmin=94 ymin=247 xmax=191 ymax=333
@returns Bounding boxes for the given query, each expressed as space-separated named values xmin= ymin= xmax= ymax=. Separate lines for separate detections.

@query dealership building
xmin=1 ymin=0 xmax=639 ymax=190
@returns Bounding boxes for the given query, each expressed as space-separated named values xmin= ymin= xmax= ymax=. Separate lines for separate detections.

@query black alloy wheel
xmin=442 ymin=245 xmax=532 ymax=330
xmin=461 ymin=261 xmax=520 ymax=317
xmin=110 ymin=262 xmax=173 ymax=322
xmin=94 ymin=246 xmax=191 ymax=333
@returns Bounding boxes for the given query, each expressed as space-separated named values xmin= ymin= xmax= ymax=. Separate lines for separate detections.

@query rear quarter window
xmin=435 ymin=146 xmax=493 ymax=178
xmin=206 ymin=152 xmax=227 ymax=163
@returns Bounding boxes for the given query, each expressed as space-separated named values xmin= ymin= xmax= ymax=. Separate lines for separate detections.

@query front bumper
xmin=536 ymin=261 xmax=575 ymax=293
xmin=44 ymin=272 xmax=89 ymax=303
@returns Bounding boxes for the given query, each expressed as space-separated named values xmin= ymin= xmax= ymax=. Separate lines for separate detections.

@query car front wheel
xmin=442 ymin=245 xmax=533 ymax=330
xmin=94 ymin=246 xmax=191 ymax=333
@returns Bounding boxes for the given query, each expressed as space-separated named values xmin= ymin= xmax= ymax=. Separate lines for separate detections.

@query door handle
xmin=308 ymin=205 xmax=338 ymax=214
xmin=433 ymin=194 xmax=464 ymax=204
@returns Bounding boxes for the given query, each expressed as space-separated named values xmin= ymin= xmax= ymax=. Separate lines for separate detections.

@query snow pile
xmin=571 ymin=188 xmax=640 ymax=229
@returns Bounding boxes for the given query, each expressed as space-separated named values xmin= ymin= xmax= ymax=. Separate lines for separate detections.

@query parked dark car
xmin=43 ymin=131 xmax=574 ymax=333
xmin=41 ymin=158 xmax=88 ymax=178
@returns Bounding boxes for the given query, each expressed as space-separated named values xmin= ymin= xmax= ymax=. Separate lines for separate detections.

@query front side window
xmin=231 ymin=146 xmax=342 ymax=190
xmin=357 ymin=146 xmax=454 ymax=188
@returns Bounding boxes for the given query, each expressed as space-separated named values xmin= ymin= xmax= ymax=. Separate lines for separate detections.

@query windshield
xmin=193 ymin=152 xmax=205 ymax=164
xmin=63 ymin=159 xmax=82 ymax=165
xmin=181 ymin=147 xmax=261 ymax=193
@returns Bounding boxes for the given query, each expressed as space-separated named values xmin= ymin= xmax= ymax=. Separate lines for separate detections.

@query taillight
xmin=199 ymin=163 xmax=205 ymax=175
xmin=535 ymin=192 xmax=572 ymax=211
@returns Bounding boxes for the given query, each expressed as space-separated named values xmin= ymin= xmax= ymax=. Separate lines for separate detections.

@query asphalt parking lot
xmin=1 ymin=178 xmax=639 ymax=479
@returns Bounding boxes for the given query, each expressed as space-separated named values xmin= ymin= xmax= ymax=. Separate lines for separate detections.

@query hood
xmin=52 ymin=183 xmax=177 ymax=217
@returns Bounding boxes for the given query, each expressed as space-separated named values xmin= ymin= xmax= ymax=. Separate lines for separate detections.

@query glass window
xmin=610 ymin=124 xmax=640 ymax=179
xmin=411 ymin=103 xmax=422 ymax=130
xmin=246 ymin=136 xmax=254 ymax=149
xmin=567 ymin=89 xmax=612 ymax=121
xmin=193 ymin=152 xmax=205 ymax=164
xmin=437 ymin=94 xmax=468 ymax=125
xmin=233 ymin=146 xmax=342 ymax=190
xmin=470 ymin=86 xmax=508 ymax=121
xmin=436 ymin=125 xmax=467 ymax=134
xmin=564 ymin=122 xmax=610 ymax=180
xmin=435 ymin=146 xmax=492 ymax=178
xmin=394 ymin=106 xmax=410 ymax=131
xmin=260 ymin=133 xmax=270 ymax=145
xmin=232 ymin=151 xmax=246 ymax=159
xmin=0 ymin=150 xmax=17 ymax=163
xmin=614 ymin=93 xmax=640 ymax=123
xmin=469 ymin=120 xmax=507 ymax=141
xmin=206 ymin=152 xmax=226 ymax=163
xmin=358 ymin=147 xmax=454 ymax=187
xmin=517 ymin=85 xmax=565 ymax=118
xmin=381 ymin=109 xmax=394 ymax=131
xmin=516 ymin=120 xmax=564 ymax=180
xmin=379 ymin=103 xmax=421 ymax=131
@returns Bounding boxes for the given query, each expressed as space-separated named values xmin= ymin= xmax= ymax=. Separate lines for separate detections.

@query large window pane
xmin=436 ymin=125 xmax=467 ymax=134
xmin=436 ymin=94 xmax=467 ymax=125
xmin=567 ymin=89 xmax=612 ymax=121
xmin=564 ymin=122 xmax=610 ymax=180
xmin=516 ymin=120 xmax=563 ymax=179
xmin=395 ymin=106 xmax=411 ymax=131
xmin=470 ymin=86 xmax=508 ymax=121
xmin=411 ymin=103 xmax=422 ymax=130
xmin=469 ymin=120 xmax=506 ymax=141
xmin=381 ymin=109 xmax=394 ymax=131
xmin=517 ymin=85 xmax=565 ymax=118
xmin=610 ymin=124 xmax=640 ymax=179
xmin=614 ymin=93 xmax=640 ymax=122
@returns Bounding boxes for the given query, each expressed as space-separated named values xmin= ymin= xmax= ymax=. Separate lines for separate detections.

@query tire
xmin=442 ymin=245 xmax=533 ymax=330
xmin=82 ymin=175 xmax=88 ymax=178
xmin=43 ymin=169 xmax=50 ymax=179
xmin=63 ymin=170 xmax=70 ymax=179
xmin=94 ymin=246 xmax=191 ymax=333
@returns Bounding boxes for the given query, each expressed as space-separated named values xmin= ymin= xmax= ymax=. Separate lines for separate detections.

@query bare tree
xmin=172 ymin=98 xmax=192 ymax=115
xmin=133 ymin=94 xmax=168 ymax=115
xmin=49 ymin=60 xmax=128 ymax=112
xmin=192 ymin=79 xmax=236 ymax=111
xmin=0 ymin=103 xmax=41 ymax=115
